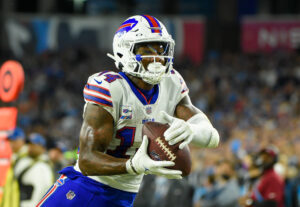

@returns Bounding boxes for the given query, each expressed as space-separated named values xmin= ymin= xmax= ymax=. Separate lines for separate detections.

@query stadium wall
xmin=3 ymin=15 xmax=205 ymax=64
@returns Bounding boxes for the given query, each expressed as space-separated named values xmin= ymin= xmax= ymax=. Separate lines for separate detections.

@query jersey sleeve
xmin=83 ymin=71 xmax=116 ymax=120
xmin=170 ymin=69 xmax=189 ymax=104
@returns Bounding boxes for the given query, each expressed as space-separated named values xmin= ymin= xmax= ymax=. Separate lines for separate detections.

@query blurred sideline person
xmin=48 ymin=141 xmax=68 ymax=179
xmin=239 ymin=146 xmax=285 ymax=207
xmin=37 ymin=15 xmax=219 ymax=207
xmin=1 ymin=127 xmax=27 ymax=207
xmin=195 ymin=159 xmax=240 ymax=207
xmin=14 ymin=133 xmax=53 ymax=207
xmin=163 ymin=177 xmax=194 ymax=207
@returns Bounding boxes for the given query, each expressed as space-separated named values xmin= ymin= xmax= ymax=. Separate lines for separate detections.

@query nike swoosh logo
xmin=94 ymin=79 xmax=102 ymax=84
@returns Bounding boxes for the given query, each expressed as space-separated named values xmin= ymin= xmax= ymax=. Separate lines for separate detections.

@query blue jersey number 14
xmin=107 ymin=127 xmax=136 ymax=158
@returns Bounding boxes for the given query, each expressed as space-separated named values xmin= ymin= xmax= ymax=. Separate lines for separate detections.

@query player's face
xmin=134 ymin=42 xmax=167 ymax=70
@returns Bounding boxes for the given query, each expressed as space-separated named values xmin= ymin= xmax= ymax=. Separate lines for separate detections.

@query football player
xmin=37 ymin=15 xmax=219 ymax=207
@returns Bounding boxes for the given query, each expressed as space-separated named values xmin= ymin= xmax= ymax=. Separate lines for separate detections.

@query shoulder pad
xmin=169 ymin=69 xmax=189 ymax=94
xmin=88 ymin=71 xmax=123 ymax=84
xmin=83 ymin=71 xmax=122 ymax=107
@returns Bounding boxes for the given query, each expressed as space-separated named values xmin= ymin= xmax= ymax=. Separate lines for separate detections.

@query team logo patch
xmin=120 ymin=106 xmax=133 ymax=120
xmin=66 ymin=190 xmax=76 ymax=200
xmin=55 ymin=175 xmax=67 ymax=187
xmin=145 ymin=106 xmax=152 ymax=115
xmin=56 ymin=178 xmax=65 ymax=186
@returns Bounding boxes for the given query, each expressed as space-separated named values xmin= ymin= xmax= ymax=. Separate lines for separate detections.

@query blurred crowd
xmin=1 ymin=47 xmax=300 ymax=206
xmin=136 ymin=51 xmax=300 ymax=207
xmin=1 ymin=127 xmax=77 ymax=207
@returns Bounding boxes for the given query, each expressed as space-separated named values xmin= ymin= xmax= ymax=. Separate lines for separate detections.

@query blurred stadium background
xmin=0 ymin=0 xmax=300 ymax=206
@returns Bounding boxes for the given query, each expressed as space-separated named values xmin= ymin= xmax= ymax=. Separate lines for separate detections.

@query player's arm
xmin=79 ymin=103 xmax=182 ymax=179
xmin=161 ymin=95 xmax=219 ymax=149
xmin=174 ymin=94 xmax=201 ymax=120
xmin=78 ymin=103 xmax=128 ymax=175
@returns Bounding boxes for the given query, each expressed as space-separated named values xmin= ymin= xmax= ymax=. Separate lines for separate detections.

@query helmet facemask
xmin=128 ymin=41 xmax=174 ymax=85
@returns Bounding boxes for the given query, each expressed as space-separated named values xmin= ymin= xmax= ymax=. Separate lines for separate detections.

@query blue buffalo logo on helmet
xmin=116 ymin=18 xmax=138 ymax=34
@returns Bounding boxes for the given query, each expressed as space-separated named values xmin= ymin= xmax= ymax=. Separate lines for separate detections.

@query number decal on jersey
xmin=107 ymin=127 xmax=136 ymax=158
xmin=104 ymin=74 xmax=122 ymax=83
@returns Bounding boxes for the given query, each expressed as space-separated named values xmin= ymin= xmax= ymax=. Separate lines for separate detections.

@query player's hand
xmin=126 ymin=135 xmax=182 ymax=179
xmin=160 ymin=111 xmax=193 ymax=149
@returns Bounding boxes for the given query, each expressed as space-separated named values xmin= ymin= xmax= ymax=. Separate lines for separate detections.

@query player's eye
xmin=143 ymin=50 xmax=155 ymax=55
xmin=133 ymin=42 xmax=169 ymax=56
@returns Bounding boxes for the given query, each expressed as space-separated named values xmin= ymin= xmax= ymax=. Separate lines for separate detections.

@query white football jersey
xmin=74 ymin=69 xmax=189 ymax=193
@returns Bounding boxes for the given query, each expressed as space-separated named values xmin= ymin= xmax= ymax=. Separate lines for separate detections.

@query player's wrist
xmin=126 ymin=159 xmax=138 ymax=175
xmin=187 ymin=113 xmax=219 ymax=148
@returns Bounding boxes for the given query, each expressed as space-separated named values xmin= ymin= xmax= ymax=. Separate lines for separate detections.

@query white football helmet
xmin=107 ymin=15 xmax=175 ymax=85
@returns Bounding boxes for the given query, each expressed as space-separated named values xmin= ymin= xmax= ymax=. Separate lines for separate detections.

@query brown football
xmin=142 ymin=121 xmax=192 ymax=176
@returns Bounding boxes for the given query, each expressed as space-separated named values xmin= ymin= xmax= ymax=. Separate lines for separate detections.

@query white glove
xmin=126 ymin=135 xmax=182 ymax=179
xmin=160 ymin=111 xmax=194 ymax=149
xmin=160 ymin=111 xmax=219 ymax=149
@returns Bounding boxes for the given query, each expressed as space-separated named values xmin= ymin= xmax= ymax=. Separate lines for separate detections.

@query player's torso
xmin=105 ymin=72 xmax=180 ymax=159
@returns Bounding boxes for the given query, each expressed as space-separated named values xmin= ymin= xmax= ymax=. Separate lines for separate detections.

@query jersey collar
xmin=119 ymin=72 xmax=159 ymax=105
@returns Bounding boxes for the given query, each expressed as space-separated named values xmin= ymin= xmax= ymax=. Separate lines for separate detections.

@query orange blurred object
xmin=0 ymin=60 xmax=25 ymax=102
xmin=0 ymin=107 xmax=18 ymax=131
xmin=0 ymin=107 xmax=19 ymax=202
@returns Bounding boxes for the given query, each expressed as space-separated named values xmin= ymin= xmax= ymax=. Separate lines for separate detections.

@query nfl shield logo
xmin=145 ymin=106 xmax=152 ymax=114
xmin=66 ymin=190 xmax=76 ymax=200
